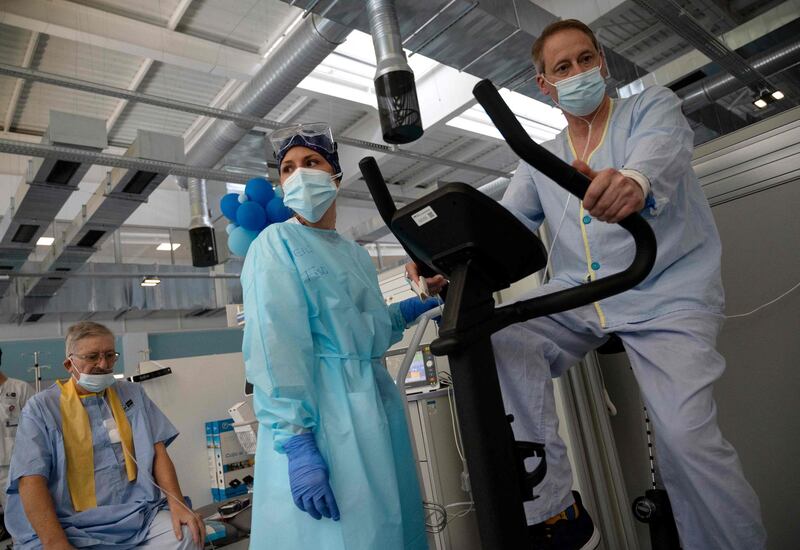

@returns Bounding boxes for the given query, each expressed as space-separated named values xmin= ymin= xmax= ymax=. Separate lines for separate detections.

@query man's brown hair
xmin=531 ymin=19 xmax=601 ymax=74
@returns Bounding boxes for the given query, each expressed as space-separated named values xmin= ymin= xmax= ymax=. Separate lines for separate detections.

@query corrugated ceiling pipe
xmin=679 ymin=39 xmax=800 ymax=114
xmin=185 ymin=15 xmax=350 ymax=168
xmin=180 ymin=15 xmax=349 ymax=267
xmin=184 ymin=177 xmax=218 ymax=267
xmin=366 ymin=0 xmax=423 ymax=143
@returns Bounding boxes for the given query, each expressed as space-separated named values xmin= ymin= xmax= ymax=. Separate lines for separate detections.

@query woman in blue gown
xmin=241 ymin=123 xmax=435 ymax=550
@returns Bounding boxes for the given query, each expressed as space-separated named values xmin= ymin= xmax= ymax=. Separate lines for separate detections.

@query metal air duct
xmin=23 ymin=131 xmax=184 ymax=297
xmin=678 ymin=39 xmax=800 ymax=114
xmin=0 ymin=63 xmax=509 ymax=180
xmin=185 ymin=15 xmax=350 ymax=168
xmin=366 ymin=0 xmax=423 ymax=144
xmin=183 ymin=177 xmax=217 ymax=268
xmin=0 ymin=111 xmax=106 ymax=297
xmin=182 ymin=14 xmax=350 ymax=266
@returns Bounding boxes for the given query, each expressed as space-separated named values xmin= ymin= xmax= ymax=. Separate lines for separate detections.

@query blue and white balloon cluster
xmin=220 ymin=177 xmax=293 ymax=256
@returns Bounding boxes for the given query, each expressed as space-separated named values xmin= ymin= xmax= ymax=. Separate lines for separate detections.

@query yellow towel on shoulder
xmin=57 ymin=379 xmax=137 ymax=512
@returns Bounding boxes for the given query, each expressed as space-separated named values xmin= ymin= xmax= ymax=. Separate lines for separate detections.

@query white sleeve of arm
xmin=619 ymin=168 xmax=651 ymax=199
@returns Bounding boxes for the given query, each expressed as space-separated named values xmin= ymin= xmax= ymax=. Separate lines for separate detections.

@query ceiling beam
xmin=0 ymin=0 xmax=261 ymax=80
xmin=182 ymin=79 xmax=246 ymax=151
xmin=531 ymin=0 xmax=629 ymax=25
xmin=105 ymin=0 xmax=196 ymax=134
xmin=105 ymin=58 xmax=154 ymax=133
xmin=2 ymin=31 xmax=40 ymax=132
xmin=640 ymin=0 xmax=799 ymax=87
xmin=401 ymin=139 xmax=498 ymax=193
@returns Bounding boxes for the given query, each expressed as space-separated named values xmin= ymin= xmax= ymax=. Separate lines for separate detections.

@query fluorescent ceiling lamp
xmin=140 ymin=276 xmax=161 ymax=287
xmin=448 ymin=89 xmax=566 ymax=143
xmin=156 ymin=243 xmax=180 ymax=251
xmin=113 ymin=374 xmax=125 ymax=379
xmin=226 ymin=182 xmax=246 ymax=194
xmin=120 ymin=232 xmax=170 ymax=245
xmin=753 ymin=98 xmax=768 ymax=109
xmin=772 ymin=90 xmax=784 ymax=100
xmin=36 ymin=237 xmax=54 ymax=246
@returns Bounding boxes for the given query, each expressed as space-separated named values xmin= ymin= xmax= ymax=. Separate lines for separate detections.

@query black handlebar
xmin=359 ymin=156 xmax=396 ymax=229
xmin=473 ymin=80 xmax=593 ymax=200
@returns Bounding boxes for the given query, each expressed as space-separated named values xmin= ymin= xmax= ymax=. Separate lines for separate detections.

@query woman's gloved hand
xmin=284 ymin=433 xmax=340 ymax=521
xmin=398 ymin=296 xmax=441 ymax=324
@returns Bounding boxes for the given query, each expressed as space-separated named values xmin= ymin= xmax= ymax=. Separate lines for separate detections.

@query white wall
xmin=138 ymin=353 xmax=249 ymax=508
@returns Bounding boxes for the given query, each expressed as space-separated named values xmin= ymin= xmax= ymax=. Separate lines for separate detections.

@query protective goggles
xmin=269 ymin=122 xmax=336 ymax=159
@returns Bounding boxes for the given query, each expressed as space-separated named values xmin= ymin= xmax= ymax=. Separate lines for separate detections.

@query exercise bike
xmin=359 ymin=79 xmax=658 ymax=549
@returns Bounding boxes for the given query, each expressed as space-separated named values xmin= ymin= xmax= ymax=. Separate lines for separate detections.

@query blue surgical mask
xmin=72 ymin=369 xmax=116 ymax=393
xmin=545 ymin=64 xmax=606 ymax=117
xmin=282 ymin=168 xmax=339 ymax=223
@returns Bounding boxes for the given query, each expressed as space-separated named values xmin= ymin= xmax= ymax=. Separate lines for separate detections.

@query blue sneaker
xmin=528 ymin=492 xmax=601 ymax=549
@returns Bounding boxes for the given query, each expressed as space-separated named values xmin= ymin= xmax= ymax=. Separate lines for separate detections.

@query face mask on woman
xmin=282 ymin=168 xmax=339 ymax=223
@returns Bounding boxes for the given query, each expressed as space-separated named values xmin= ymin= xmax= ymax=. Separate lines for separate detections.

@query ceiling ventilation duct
xmin=183 ymin=177 xmax=217 ymax=268
xmin=183 ymin=14 xmax=350 ymax=267
xmin=23 ymin=130 xmax=184 ymax=298
xmin=677 ymin=39 xmax=800 ymax=114
xmin=0 ymin=111 xmax=106 ymax=296
xmin=366 ymin=0 xmax=423 ymax=144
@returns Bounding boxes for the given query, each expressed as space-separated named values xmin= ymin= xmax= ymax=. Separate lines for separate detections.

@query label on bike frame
xmin=412 ymin=206 xmax=438 ymax=226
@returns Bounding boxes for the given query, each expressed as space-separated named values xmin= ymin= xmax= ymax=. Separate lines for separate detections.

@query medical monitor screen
xmin=384 ymin=348 xmax=434 ymax=389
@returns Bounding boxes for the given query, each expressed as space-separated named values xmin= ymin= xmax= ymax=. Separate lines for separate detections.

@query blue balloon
xmin=245 ymin=177 xmax=275 ymax=207
xmin=266 ymin=196 xmax=293 ymax=223
xmin=225 ymin=223 xmax=237 ymax=235
xmin=237 ymin=201 xmax=268 ymax=231
xmin=227 ymin=226 xmax=259 ymax=257
xmin=220 ymin=193 xmax=241 ymax=222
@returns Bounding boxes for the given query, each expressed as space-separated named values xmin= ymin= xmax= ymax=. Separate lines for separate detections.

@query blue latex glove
xmin=284 ymin=433 xmax=340 ymax=521
xmin=398 ymin=296 xmax=441 ymax=324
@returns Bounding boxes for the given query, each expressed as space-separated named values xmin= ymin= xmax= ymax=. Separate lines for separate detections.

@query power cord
xmin=121 ymin=444 xmax=211 ymax=548
xmin=725 ymin=280 xmax=799 ymax=319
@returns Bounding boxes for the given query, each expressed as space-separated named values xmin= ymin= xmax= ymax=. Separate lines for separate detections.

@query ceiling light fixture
xmin=156 ymin=243 xmax=180 ymax=251
xmin=752 ymin=88 xmax=784 ymax=109
xmin=36 ymin=237 xmax=55 ymax=246
xmin=140 ymin=276 xmax=161 ymax=287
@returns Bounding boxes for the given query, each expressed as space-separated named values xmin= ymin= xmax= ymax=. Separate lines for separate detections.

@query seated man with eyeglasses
xmin=3 ymin=321 xmax=205 ymax=549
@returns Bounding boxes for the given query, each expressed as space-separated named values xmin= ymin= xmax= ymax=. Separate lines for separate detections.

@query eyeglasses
xmin=269 ymin=122 xmax=336 ymax=157
xmin=69 ymin=352 xmax=120 ymax=365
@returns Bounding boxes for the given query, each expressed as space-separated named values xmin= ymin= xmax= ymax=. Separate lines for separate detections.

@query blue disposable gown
xmin=241 ymin=222 xmax=427 ymax=550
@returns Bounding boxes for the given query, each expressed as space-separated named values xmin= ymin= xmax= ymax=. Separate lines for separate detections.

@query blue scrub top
xmin=501 ymin=85 xmax=724 ymax=328
xmin=5 ymin=380 xmax=178 ymax=549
